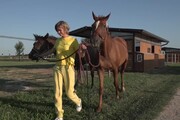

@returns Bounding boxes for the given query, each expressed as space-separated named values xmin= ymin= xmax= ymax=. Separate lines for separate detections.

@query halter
xmin=31 ymin=40 xmax=51 ymax=59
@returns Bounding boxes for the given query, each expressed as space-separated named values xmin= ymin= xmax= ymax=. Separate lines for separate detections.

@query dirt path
xmin=154 ymin=88 xmax=180 ymax=120
xmin=0 ymin=68 xmax=53 ymax=97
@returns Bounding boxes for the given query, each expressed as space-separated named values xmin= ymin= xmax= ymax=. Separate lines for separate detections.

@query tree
xmin=15 ymin=41 xmax=24 ymax=61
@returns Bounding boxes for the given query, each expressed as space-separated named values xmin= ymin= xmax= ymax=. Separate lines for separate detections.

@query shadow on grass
xmin=0 ymin=64 xmax=54 ymax=69
xmin=0 ymin=92 xmax=54 ymax=113
xmin=0 ymin=78 xmax=53 ymax=93
xmin=148 ymin=65 xmax=180 ymax=75
xmin=131 ymin=87 xmax=180 ymax=97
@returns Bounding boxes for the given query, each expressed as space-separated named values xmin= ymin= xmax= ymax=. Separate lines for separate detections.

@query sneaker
xmin=55 ymin=117 xmax=63 ymax=120
xmin=76 ymin=99 xmax=82 ymax=112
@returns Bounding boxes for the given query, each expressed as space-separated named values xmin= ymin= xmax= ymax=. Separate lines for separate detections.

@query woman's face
xmin=56 ymin=26 xmax=66 ymax=37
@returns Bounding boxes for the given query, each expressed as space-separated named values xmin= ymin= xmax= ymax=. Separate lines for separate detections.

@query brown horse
xmin=28 ymin=33 xmax=99 ymax=88
xmin=91 ymin=12 xmax=128 ymax=112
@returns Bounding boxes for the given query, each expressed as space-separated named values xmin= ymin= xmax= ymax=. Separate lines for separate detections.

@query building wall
xmin=126 ymin=39 xmax=133 ymax=53
xmin=134 ymin=37 xmax=165 ymax=72
xmin=158 ymin=54 xmax=165 ymax=67
xmin=165 ymin=52 xmax=180 ymax=63
xmin=124 ymin=39 xmax=134 ymax=71
xmin=140 ymin=42 xmax=152 ymax=53
xmin=142 ymin=53 xmax=165 ymax=72
xmin=111 ymin=34 xmax=166 ymax=72
xmin=140 ymin=41 xmax=162 ymax=54
xmin=143 ymin=53 xmax=154 ymax=72
xmin=155 ymin=45 xmax=161 ymax=54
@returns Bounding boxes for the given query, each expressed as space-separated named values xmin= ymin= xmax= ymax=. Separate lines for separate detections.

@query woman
xmin=42 ymin=21 xmax=84 ymax=120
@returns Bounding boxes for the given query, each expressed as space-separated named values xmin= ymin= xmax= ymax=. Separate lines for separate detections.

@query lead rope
xmin=85 ymin=48 xmax=100 ymax=68
xmin=75 ymin=46 xmax=90 ymax=120
xmin=84 ymin=48 xmax=100 ymax=120
xmin=77 ymin=47 xmax=95 ymax=120
xmin=83 ymin=53 xmax=91 ymax=120
xmin=39 ymin=49 xmax=79 ymax=62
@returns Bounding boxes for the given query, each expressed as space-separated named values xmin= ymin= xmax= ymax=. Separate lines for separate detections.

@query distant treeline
xmin=0 ymin=54 xmax=55 ymax=61
xmin=0 ymin=55 xmax=29 ymax=61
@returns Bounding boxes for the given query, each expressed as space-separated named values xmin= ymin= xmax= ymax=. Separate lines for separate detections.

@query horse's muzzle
xmin=28 ymin=52 xmax=39 ymax=61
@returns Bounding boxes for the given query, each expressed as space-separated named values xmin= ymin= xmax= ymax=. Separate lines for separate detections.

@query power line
xmin=0 ymin=35 xmax=34 ymax=41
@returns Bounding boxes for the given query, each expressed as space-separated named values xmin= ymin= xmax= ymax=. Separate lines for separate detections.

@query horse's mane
xmin=48 ymin=35 xmax=57 ymax=40
xmin=34 ymin=34 xmax=57 ymax=42
xmin=33 ymin=34 xmax=43 ymax=41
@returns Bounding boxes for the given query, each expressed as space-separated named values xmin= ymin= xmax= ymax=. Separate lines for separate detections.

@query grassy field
xmin=0 ymin=61 xmax=180 ymax=120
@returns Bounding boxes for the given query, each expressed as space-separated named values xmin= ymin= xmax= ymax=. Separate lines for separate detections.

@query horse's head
xmin=91 ymin=12 xmax=110 ymax=48
xmin=28 ymin=33 xmax=54 ymax=61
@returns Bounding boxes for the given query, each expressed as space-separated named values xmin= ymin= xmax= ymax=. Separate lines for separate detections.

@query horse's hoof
xmin=96 ymin=108 xmax=102 ymax=112
xmin=116 ymin=96 xmax=120 ymax=99
xmin=121 ymin=87 xmax=125 ymax=92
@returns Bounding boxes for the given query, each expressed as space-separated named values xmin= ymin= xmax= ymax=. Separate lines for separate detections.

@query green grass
xmin=0 ymin=60 xmax=54 ymax=68
xmin=0 ymin=61 xmax=180 ymax=120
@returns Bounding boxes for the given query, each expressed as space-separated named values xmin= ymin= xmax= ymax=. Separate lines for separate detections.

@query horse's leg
xmin=97 ymin=68 xmax=104 ymax=112
xmin=113 ymin=68 xmax=120 ymax=99
xmin=74 ymin=69 xmax=81 ymax=88
xmin=108 ymin=70 xmax=111 ymax=78
xmin=75 ymin=69 xmax=84 ymax=86
xmin=120 ymin=60 xmax=128 ymax=92
xmin=91 ymin=67 xmax=94 ymax=88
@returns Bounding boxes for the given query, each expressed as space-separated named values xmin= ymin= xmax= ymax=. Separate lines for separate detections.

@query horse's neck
xmin=102 ymin=34 xmax=112 ymax=58
xmin=47 ymin=37 xmax=57 ymax=45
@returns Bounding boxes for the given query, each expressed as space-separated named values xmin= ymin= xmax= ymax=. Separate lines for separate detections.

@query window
xmin=152 ymin=46 xmax=154 ymax=53
xmin=137 ymin=54 xmax=143 ymax=62
xmin=135 ymin=41 xmax=140 ymax=52
xmin=136 ymin=46 xmax=140 ymax=52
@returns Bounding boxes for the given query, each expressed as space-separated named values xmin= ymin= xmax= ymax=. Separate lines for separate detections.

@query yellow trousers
xmin=53 ymin=65 xmax=81 ymax=118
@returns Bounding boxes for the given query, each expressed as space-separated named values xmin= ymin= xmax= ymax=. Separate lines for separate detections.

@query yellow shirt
xmin=54 ymin=36 xmax=79 ymax=66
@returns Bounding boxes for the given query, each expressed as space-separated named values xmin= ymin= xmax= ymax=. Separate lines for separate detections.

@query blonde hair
xmin=55 ymin=21 xmax=70 ymax=34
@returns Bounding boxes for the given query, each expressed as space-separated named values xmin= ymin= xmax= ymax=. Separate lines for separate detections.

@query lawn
xmin=0 ymin=61 xmax=180 ymax=120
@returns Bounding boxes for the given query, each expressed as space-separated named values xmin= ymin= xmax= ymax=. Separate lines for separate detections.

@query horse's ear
xmin=92 ymin=12 xmax=98 ymax=21
xmin=105 ymin=13 xmax=111 ymax=21
xmin=33 ymin=34 xmax=37 ymax=38
xmin=44 ymin=33 xmax=49 ymax=39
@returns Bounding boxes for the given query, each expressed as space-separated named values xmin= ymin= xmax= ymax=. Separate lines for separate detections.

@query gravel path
xmin=154 ymin=88 xmax=180 ymax=120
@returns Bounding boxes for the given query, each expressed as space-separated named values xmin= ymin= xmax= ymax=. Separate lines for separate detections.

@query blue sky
xmin=0 ymin=0 xmax=180 ymax=55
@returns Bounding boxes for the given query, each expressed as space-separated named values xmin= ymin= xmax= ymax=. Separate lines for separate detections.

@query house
xmin=70 ymin=26 xmax=169 ymax=72
xmin=162 ymin=47 xmax=180 ymax=63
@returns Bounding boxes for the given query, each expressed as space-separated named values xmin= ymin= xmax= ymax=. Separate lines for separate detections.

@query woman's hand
xmin=80 ymin=44 xmax=87 ymax=50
